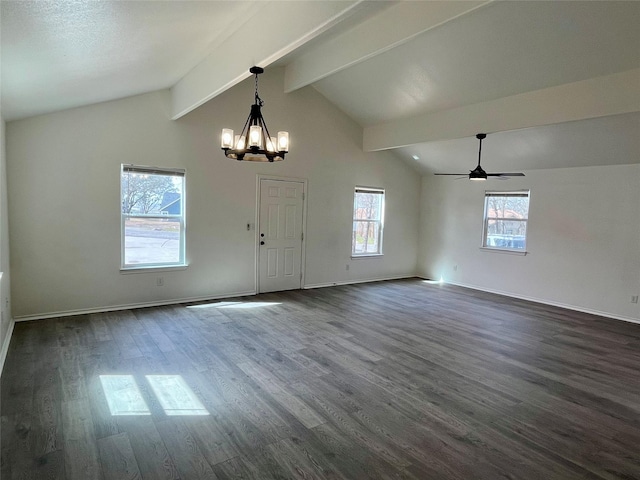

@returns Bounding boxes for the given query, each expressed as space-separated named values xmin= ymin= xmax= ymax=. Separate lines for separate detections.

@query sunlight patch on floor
xmin=187 ymin=301 xmax=282 ymax=309
xmin=100 ymin=374 xmax=209 ymax=416
xmin=146 ymin=375 xmax=209 ymax=416
xmin=99 ymin=375 xmax=151 ymax=416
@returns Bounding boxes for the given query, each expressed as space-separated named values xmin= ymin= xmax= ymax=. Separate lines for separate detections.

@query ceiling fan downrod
xmin=476 ymin=133 xmax=486 ymax=167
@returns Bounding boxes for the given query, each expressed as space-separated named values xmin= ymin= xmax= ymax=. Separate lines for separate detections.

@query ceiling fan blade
xmin=487 ymin=173 xmax=525 ymax=177
xmin=433 ymin=173 xmax=470 ymax=180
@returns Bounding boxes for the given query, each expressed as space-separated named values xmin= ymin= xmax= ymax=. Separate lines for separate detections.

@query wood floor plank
xmin=155 ymin=417 xmax=219 ymax=479
xmin=237 ymin=359 xmax=327 ymax=429
xmin=97 ymin=432 xmax=142 ymax=480
xmin=61 ymin=398 xmax=103 ymax=480
xmin=183 ymin=416 xmax=242 ymax=467
xmin=117 ymin=416 xmax=180 ymax=480
xmin=1 ymin=412 xmax=35 ymax=480
xmin=32 ymin=449 xmax=66 ymax=480
xmin=31 ymin=353 xmax=63 ymax=458
xmin=212 ymin=455 xmax=263 ymax=480
xmin=2 ymin=279 xmax=639 ymax=479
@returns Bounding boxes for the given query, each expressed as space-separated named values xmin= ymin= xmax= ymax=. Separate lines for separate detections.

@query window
xmin=482 ymin=190 xmax=530 ymax=252
xmin=352 ymin=187 xmax=385 ymax=256
xmin=121 ymin=165 xmax=185 ymax=269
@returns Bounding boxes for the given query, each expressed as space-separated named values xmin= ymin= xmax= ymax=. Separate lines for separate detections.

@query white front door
xmin=258 ymin=179 xmax=305 ymax=293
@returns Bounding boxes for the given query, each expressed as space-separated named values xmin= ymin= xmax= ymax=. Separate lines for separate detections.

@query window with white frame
xmin=482 ymin=190 xmax=530 ymax=252
xmin=121 ymin=165 xmax=186 ymax=269
xmin=352 ymin=187 xmax=385 ymax=256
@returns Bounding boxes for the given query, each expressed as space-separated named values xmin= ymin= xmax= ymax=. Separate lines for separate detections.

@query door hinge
xmin=302 ymin=192 xmax=305 ymax=201
xmin=301 ymin=232 xmax=304 ymax=241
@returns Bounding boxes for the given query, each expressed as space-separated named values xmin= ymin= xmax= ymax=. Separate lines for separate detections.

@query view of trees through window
xmin=483 ymin=191 xmax=529 ymax=250
xmin=352 ymin=188 xmax=384 ymax=255
xmin=122 ymin=172 xmax=178 ymax=214
xmin=121 ymin=166 xmax=185 ymax=268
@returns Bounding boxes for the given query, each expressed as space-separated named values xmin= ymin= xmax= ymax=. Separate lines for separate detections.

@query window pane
xmin=121 ymin=165 xmax=185 ymax=269
xmin=352 ymin=188 xmax=384 ymax=256
xmin=124 ymin=217 xmax=182 ymax=265
xmin=354 ymin=193 xmax=382 ymax=221
xmin=353 ymin=221 xmax=380 ymax=254
xmin=483 ymin=191 xmax=530 ymax=251
xmin=486 ymin=219 xmax=527 ymax=236
xmin=485 ymin=223 xmax=527 ymax=250
xmin=122 ymin=172 xmax=183 ymax=215
xmin=486 ymin=196 xmax=529 ymax=220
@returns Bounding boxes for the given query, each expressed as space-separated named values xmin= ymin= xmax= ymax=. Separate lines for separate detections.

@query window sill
xmin=120 ymin=264 xmax=188 ymax=274
xmin=351 ymin=254 xmax=384 ymax=259
xmin=480 ymin=247 xmax=528 ymax=256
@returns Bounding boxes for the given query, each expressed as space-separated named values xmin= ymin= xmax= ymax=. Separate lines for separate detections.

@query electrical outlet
xmin=346 ymin=264 xmax=350 ymax=271
xmin=632 ymin=295 xmax=639 ymax=304
xmin=156 ymin=277 xmax=164 ymax=287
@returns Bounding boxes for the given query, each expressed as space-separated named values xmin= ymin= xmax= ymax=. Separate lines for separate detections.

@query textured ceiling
xmin=1 ymin=0 xmax=639 ymax=174
xmin=1 ymin=0 xmax=261 ymax=119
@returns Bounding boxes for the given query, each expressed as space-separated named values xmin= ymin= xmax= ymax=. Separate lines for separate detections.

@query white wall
xmin=1 ymin=116 xmax=13 ymax=363
xmin=419 ymin=164 xmax=640 ymax=322
xmin=6 ymin=68 xmax=420 ymax=319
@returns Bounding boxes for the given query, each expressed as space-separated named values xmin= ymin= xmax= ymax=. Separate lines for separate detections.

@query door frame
xmin=255 ymin=174 xmax=308 ymax=294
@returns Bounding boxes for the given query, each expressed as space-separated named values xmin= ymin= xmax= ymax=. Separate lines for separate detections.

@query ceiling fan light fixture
xmin=469 ymin=164 xmax=487 ymax=181
xmin=221 ymin=66 xmax=289 ymax=162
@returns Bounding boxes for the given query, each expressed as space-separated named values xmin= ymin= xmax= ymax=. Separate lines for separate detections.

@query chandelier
xmin=221 ymin=66 xmax=289 ymax=162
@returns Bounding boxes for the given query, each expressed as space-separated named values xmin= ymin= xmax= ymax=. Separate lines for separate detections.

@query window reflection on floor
xmin=187 ymin=301 xmax=282 ymax=309
xmin=99 ymin=375 xmax=151 ymax=416
xmin=146 ymin=375 xmax=209 ymax=416
xmin=99 ymin=374 xmax=209 ymax=416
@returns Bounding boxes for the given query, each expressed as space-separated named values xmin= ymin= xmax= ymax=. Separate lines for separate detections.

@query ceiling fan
xmin=434 ymin=133 xmax=525 ymax=180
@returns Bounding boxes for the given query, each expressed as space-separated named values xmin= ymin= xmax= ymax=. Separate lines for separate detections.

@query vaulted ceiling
xmin=2 ymin=1 xmax=639 ymax=174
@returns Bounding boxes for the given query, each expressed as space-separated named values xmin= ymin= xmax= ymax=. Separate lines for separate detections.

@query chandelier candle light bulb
xmin=220 ymin=66 xmax=289 ymax=162
xmin=277 ymin=131 xmax=289 ymax=152
xmin=221 ymin=129 xmax=234 ymax=149
xmin=249 ymin=125 xmax=262 ymax=147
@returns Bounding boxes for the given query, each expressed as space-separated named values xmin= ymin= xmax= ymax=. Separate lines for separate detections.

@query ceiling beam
xmin=363 ymin=68 xmax=640 ymax=151
xmin=283 ymin=1 xmax=491 ymax=93
xmin=170 ymin=1 xmax=364 ymax=120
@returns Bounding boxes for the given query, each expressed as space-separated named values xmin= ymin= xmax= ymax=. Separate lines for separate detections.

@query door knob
xmin=260 ymin=233 xmax=265 ymax=237
xmin=260 ymin=241 xmax=265 ymax=245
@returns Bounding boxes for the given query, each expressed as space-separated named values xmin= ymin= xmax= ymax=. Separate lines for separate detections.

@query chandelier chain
xmin=254 ymin=73 xmax=264 ymax=106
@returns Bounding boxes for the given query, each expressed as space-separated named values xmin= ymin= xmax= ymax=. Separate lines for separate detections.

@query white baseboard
xmin=13 ymin=275 xmax=418 ymax=322
xmin=441 ymin=279 xmax=640 ymax=325
xmin=0 ymin=318 xmax=15 ymax=377
xmin=304 ymin=274 xmax=416 ymax=290
xmin=16 ymin=275 xmax=635 ymax=326
xmin=13 ymin=290 xmax=257 ymax=322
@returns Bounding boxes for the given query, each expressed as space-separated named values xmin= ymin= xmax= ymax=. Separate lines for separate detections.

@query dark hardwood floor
xmin=2 ymin=279 xmax=639 ymax=479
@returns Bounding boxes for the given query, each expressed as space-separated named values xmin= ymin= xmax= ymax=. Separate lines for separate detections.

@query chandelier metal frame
xmin=220 ymin=66 xmax=289 ymax=162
